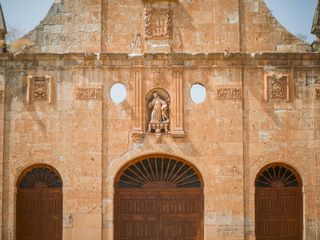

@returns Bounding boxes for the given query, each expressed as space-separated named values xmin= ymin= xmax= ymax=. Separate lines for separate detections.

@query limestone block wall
xmin=0 ymin=53 xmax=319 ymax=240
xmin=25 ymin=0 xmax=102 ymax=53
xmin=242 ymin=60 xmax=320 ymax=239
xmin=23 ymin=0 xmax=310 ymax=54
xmin=1 ymin=55 xmax=103 ymax=240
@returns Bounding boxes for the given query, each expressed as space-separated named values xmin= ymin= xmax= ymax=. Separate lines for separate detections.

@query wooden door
xmin=115 ymin=156 xmax=204 ymax=240
xmin=16 ymin=165 xmax=63 ymax=240
xmin=255 ymin=164 xmax=302 ymax=240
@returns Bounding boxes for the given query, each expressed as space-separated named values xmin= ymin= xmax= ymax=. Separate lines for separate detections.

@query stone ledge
xmin=0 ymin=52 xmax=319 ymax=68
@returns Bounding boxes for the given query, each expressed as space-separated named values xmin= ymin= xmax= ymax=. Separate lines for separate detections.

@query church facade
xmin=1 ymin=0 xmax=320 ymax=239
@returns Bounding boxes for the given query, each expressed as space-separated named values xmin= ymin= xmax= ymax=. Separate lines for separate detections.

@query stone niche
xmin=142 ymin=0 xmax=178 ymax=53
xmin=132 ymin=68 xmax=185 ymax=142
xmin=146 ymin=88 xmax=170 ymax=135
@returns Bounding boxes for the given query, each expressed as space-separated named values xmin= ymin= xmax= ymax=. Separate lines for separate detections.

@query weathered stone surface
xmin=21 ymin=0 xmax=310 ymax=54
xmin=0 ymin=0 xmax=319 ymax=239
xmin=0 ymin=52 xmax=319 ymax=239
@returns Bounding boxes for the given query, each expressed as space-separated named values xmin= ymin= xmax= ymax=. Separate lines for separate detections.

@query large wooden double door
xmin=16 ymin=165 xmax=63 ymax=240
xmin=255 ymin=164 xmax=302 ymax=240
xmin=115 ymin=156 xmax=204 ymax=240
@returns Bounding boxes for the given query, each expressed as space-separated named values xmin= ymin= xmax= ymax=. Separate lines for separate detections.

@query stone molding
xmin=264 ymin=73 xmax=290 ymax=102
xmin=73 ymin=87 xmax=103 ymax=100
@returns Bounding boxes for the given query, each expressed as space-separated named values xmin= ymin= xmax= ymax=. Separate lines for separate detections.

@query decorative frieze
xmin=26 ymin=75 xmax=53 ymax=104
xmin=264 ymin=74 xmax=290 ymax=101
xmin=316 ymin=88 xmax=320 ymax=100
xmin=217 ymin=88 xmax=241 ymax=99
xmin=74 ymin=87 xmax=102 ymax=100
xmin=145 ymin=8 xmax=173 ymax=39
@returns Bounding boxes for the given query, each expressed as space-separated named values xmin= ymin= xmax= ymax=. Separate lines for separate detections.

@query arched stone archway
xmin=114 ymin=154 xmax=204 ymax=240
xmin=255 ymin=163 xmax=302 ymax=240
xmin=16 ymin=164 xmax=63 ymax=240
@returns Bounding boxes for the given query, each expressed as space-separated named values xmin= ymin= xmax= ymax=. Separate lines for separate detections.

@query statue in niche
xmin=147 ymin=89 xmax=170 ymax=134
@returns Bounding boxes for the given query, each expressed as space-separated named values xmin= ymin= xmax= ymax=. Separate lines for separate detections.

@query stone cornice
xmin=0 ymin=52 xmax=319 ymax=68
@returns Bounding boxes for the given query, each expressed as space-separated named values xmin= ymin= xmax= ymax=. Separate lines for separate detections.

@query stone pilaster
xmin=171 ymin=68 xmax=185 ymax=137
xmin=0 ymin=68 xmax=5 ymax=237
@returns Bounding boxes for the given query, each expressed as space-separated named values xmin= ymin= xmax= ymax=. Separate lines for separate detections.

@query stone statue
xmin=147 ymin=91 xmax=169 ymax=134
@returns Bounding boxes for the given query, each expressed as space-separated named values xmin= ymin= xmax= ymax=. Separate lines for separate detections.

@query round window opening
xmin=190 ymin=83 xmax=206 ymax=104
xmin=110 ymin=83 xmax=127 ymax=104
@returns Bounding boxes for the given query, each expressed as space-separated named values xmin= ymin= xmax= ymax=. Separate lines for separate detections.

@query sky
xmin=0 ymin=0 xmax=317 ymax=43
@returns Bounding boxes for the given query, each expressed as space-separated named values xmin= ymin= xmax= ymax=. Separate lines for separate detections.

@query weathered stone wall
xmin=0 ymin=53 xmax=319 ymax=239
xmin=1 ymin=55 xmax=103 ymax=239
xmin=25 ymin=0 xmax=102 ymax=53
xmin=24 ymin=0 xmax=310 ymax=54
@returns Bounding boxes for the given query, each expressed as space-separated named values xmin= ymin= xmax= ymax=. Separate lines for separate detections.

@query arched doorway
xmin=114 ymin=155 xmax=204 ymax=240
xmin=16 ymin=165 xmax=63 ymax=240
xmin=255 ymin=163 xmax=302 ymax=240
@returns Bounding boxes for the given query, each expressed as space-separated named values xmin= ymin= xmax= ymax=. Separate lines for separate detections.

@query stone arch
xmin=16 ymin=164 xmax=63 ymax=240
xmin=16 ymin=163 xmax=63 ymax=188
xmin=114 ymin=153 xmax=204 ymax=188
xmin=255 ymin=162 xmax=303 ymax=240
xmin=114 ymin=154 xmax=204 ymax=240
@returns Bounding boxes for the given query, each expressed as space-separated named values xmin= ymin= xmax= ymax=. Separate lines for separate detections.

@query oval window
xmin=190 ymin=83 xmax=206 ymax=104
xmin=110 ymin=83 xmax=127 ymax=104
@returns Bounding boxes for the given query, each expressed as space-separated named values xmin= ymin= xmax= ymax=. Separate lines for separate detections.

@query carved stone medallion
xmin=264 ymin=74 xmax=289 ymax=101
xmin=145 ymin=8 xmax=173 ymax=39
xmin=146 ymin=88 xmax=170 ymax=134
xmin=217 ymin=88 xmax=241 ymax=99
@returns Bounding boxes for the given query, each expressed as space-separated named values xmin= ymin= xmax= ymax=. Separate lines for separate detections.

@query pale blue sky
xmin=0 ymin=0 xmax=317 ymax=43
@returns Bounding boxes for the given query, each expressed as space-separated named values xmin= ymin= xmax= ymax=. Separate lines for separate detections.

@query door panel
xmin=116 ymin=189 xmax=202 ymax=240
xmin=16 ymin=190 xmax=41 ymax=240
xmin=117 ymin=191 xmax=161 ymax=240
xmin=16 ymin=189 xmax=62 ymax=240
xmin=255 ymin=188 xmax=302 ymax=240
